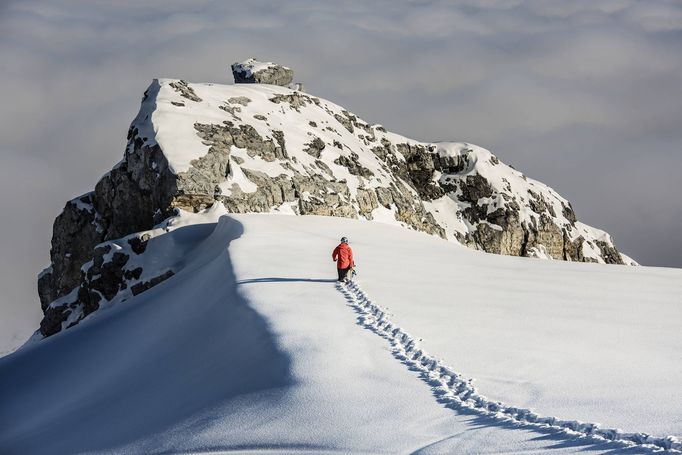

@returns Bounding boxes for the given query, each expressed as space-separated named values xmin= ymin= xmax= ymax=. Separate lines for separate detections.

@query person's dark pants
xmin=337 ymin=267 xmax=350 ymax=281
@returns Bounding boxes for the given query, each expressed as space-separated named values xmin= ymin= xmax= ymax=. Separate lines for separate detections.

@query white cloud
xmin=625 ymin=1 xmax=682 ymax=32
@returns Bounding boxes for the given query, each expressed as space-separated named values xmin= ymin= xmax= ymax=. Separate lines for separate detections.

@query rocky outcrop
xmin=37 ymin=61 xmax=633 ymax=338
xmin=38 ymin=121 xmax=177 ymax=316
xmin=169 ymin=80 xmax=202 ymax=102
xmin=40 ymin=225 xmax=177 ymax=337
xmin=231 ymin=58 xmax=293 ymax=86
xmin=38 ymin=193 xmax=103 ymax=311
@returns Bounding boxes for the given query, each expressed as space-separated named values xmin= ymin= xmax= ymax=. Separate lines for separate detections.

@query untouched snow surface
xmin=1 ymin=211 xmax=680 ymax=454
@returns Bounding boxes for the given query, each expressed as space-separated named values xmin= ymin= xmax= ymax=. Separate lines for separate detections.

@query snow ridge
xmin=338 ymin=281 xmax=682 ymax=453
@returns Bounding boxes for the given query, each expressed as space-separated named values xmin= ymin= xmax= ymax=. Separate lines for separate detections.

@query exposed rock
xmin=315 ymin=160 xmax=334 ymax=178
xmin=472 ymin=223 xmax=524 ymax=256
xmin=95 ymin=126 xmax=177 ymax=238
xmin=246 ymin=169 xmax=294 ymax=204
xmin=228 ymin=96 xmax=251 ymax=106
xmin=525 ymin=215 xmax=565 ymax=259
xmin=562 ymin=202 xmax=577 ymax=224
xmin=595 ymin=240 xmax=625 ymax=265
xmin=458 ymin=174 xmax=494 ymax=202
xmin=219 ymin=103 xmax=241 ymax=119
xmin=563 ymin=233 xmax=585 ymax=261
xmin=131 ymin=270 xmax=175 ymax=296
xmin=334 ymin=112 xmax=354 ymax=133
xmin=39 ymin=228 xmax=182 ymax=337
xmin=450 ymin=171 xmax=584 ymax=260
xmin=169 ymin=80 xmax=202 ymax=102
xmin=180 ymin=130 xmax=232 ymax=196
xmin=38 ymin=115 xmax=182 ymax=315
xmin=385 ymin=182 xmax=446 ymax=239
xmin=528 ymin=190 xmax=556 ymax=217
xmin=40 ymin=303 xmax=71 ymax=337
xmin=375 ymin=187 xmax=394 ymax=209
xmin=395 ymin=143 xmax=444 ymax=200
xmin=356 ymin=188 xmax=379 ymax=219
xmin=193 ymin=121 xmax=286 ymax=168
xmin=272 ymin=131 xmax=287 ymax=159
xmin=371 ymin=140 xmax=392 ymax=161
xmin=269 ymin=92 xmax=317 ymax=112
xmin=334 ymin=153 xmax=374 ymax=178
xmin=303 ymin=137 xmax=326 ymax=158
xmin=39 ymin=193 xmax=103 ymax=312
xmin=232 ymin=58 xmax=293 ymax=86
xmin=128 ymin=234 xmax=150 ymax=254
xmin=87 ymin=251 xmax=130 ymax=301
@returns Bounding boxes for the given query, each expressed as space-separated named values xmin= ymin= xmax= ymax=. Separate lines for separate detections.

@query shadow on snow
xmin=0 ymin=217 xmax=293 ymax=455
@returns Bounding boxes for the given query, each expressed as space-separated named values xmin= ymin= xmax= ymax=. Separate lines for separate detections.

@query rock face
xmin=37 ymin=61 xmax=636 ymax=338
xmin=231 ymin=58 xmax=294 ymax=86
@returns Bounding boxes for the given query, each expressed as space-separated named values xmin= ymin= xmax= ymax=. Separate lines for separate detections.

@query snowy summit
xmin=231 ymin=57 xmax=294 ymax=86
xmin=2 ymin=59 xmax=679 ymax=455
xmin=35 ymin=59 xmax=636 ymax=338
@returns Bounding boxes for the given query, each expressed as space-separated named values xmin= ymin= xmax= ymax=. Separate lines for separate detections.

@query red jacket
xmin=332 ymin=243 xmax=354 ymax=269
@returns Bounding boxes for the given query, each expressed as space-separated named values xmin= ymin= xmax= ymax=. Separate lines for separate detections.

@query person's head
xmin=340 ymin=236 xmax=348 ymax=244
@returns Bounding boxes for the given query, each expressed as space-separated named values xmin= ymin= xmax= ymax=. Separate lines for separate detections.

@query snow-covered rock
xmin=37 ymin=61 xmax=635 ymax=337
xmin=231 ymin=58 xmax=294 ymax=86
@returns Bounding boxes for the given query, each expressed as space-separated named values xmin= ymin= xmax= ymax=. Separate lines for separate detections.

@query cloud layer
xmin=1 ymin=0 xmax=681 ymax=349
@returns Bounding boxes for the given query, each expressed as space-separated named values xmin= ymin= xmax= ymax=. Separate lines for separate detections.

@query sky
xmin=1 ymin=0 xmax=681 ymax=350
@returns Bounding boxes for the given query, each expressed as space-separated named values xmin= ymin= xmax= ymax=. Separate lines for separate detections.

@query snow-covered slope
xmin=2 ymin=210 xmax=679 ymax=454
xmin=36 ymin=68 xmax=635 ymax=337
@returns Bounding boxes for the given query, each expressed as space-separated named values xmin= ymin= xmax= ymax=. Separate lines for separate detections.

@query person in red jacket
xmin=332 ymin=236 xmax=354 ymax=282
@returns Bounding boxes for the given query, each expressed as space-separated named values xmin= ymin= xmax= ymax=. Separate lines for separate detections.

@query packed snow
xmin=1 ymin=208 xmax=679 ymax=454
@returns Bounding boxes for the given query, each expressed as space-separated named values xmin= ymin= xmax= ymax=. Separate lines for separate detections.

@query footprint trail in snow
xmin=337 ymin=280 xmax=682 ymax=454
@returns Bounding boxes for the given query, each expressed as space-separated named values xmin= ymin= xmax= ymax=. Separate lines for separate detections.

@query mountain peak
xmin=231 ymin=58 xmax=294 ymax=86
xmin=36 ymin=68 xmax=635 ymax=337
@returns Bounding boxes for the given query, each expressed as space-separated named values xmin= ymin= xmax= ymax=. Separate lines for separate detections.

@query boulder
xmin=231 ymin=58 xmax=293 ymax=86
